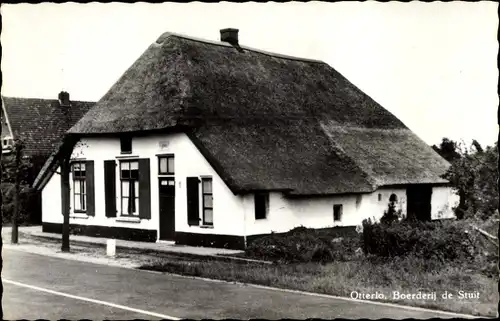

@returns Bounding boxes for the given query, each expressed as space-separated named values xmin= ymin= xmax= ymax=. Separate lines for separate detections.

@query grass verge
xmin=139 ymin=254 xmax=497 ymax=317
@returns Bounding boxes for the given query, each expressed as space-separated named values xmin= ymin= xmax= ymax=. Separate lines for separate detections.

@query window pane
xmin=204 ymin=195 xmax=213 ymax=208
xmin=80 ymin=180 xmax=86 ymax=194
xmin=121 ymin=170 xmax=129 ymax=179
xmin=130 ymin=169 xmax=139 ymax=179
xmin=80 ymin=163 xmax=86 ymax=171
xmin=134 ymin=197 xmax=139 ymax=216
xmin=74 ymin=180 xmax=80 ymax=194
xmin=168 ymin=180 xmax=175 ymax=186
xmin=72 ymin=163 xmax=80 ymax=171
xmin=122 ymin=197 xmax=129 ymax=215
xmin=167 ymin=157 xmax=175 ymax=173
xmin=81 ymin=193 xmax=86 ymax=210
xmin=202 ymin=179 xmax=212 ymax=193
xmin=75 ymin=196 xmax=82 ymax=211
xmin=204 ymin=209 xmax=213 ymax=224
xmin=159 ymin=158 xmax=168 ymax=174
xmin=121 ymin=161 xmax=129 ymax=170
xmin=130 ymin=161 xmax=138 ymax=170
xmin=122 ymin=181 xmax=129 ymax=197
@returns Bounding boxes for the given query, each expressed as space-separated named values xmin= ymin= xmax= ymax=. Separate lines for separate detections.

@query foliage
xmin=1 ymin=139 xmax=40 ymax=224
xmin=361 ymin=218 xmax=480 ymax=263
xmin=1 ymin=183 xmax=38 ymax=224
xmin=380 ymin=196 xmax=403 ymax=225
xmin=433 ymin=138 xmax=498 ymax=220
xmin=245 ymin=226 xmax=360 ymax=263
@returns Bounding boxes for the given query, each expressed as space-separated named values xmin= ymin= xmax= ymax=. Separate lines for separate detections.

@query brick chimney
xmin=220 ymin=28 xmax=239 ymax=46
xmin=58 ymin=91 xmax=71 ymax=107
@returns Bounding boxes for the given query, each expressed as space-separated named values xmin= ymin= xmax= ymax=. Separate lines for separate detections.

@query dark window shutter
xmin=186 ymin=177 xmax=200 ymax=226
xmin=86 ymin=161 xmax=95 ymax=216
xmin=138 ymin=158 xmax=151 ymax=219
xmin=104 ymin=160 xmax=116 ymax=217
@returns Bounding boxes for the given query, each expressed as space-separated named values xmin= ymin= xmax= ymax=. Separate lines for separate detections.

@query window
xmin=201 ymin=177 xmax=213 ymax=225
xmin=72 ymin=162 xmax=87 ymax=212
xmin=378 ymin=194 xmax=382 ymax=202
xmin=255 ymin=192 xmax=269 ymax=220
xmin=120 ymin=160 xmax=139 ymax=216
xmin=333 ymin=204 xmax=342 ymax=222
xmin=120 ymin=136 xmax=132 ymax=154
xmin=158 ymin=155 xmax=175 ymax=175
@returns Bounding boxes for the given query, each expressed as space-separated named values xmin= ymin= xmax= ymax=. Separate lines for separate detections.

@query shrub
xmin=246 ymin=226 xmax=360 ymax=263
xmin=362 ymin=218 xmax=478 ymax=263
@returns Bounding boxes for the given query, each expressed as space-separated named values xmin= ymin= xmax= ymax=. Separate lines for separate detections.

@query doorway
xmin=159 ymin=177 xmax=175 ymax=241
xmin=406 ymin=185 xmax=432 ymax=221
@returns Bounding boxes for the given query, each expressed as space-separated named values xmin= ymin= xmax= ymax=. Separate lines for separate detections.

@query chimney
xmin=58 ymin=91 xmax=71 ymax=107
xmin=220 ymin=28 xmax=239 ymax=46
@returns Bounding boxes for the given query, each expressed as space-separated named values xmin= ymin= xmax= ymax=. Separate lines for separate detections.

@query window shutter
xmin=138 ymin=158 xmax=151 ymax=219
xmin=86 ymin=161 xmax=95 ymax=216
xmin=104 ymin=160 xmax=116 ymax=218
xmin=186 ymin=177 xmax=200 ymax=226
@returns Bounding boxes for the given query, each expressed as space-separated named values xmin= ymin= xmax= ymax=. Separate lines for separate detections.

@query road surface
xmin=2 ymin=248 xmax=465 ymax=319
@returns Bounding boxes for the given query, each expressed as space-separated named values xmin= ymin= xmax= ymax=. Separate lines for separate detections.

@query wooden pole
xmin=61 ymin=153 xmax=70 ymax=252
xmin=11 ymin=141 xmax=22 ymax=244
xmin=1 ymin=104 xmax=4 ymax=320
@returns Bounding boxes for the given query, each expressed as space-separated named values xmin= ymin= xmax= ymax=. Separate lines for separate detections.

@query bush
xmin=246 ymin=226 xmax=360 ymax=263
xmin=362 ymin=218 xmax=478 ymax=262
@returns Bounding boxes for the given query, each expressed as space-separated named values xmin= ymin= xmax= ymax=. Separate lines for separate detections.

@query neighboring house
xmin=1 ymin=92 xmax=94 ymax=222
xmin=34 ymin=29 xmax=459 ymax=249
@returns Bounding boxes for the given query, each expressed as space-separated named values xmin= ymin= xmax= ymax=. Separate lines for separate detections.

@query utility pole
xmin=11 ymin=140 xmax=22 ymax=244
xmin=61 ymin=153 xmax=70 ymax=252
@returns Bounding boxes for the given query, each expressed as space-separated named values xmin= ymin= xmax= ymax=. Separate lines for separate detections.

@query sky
xmin=1 ymin=1 xmax=498 ymax=147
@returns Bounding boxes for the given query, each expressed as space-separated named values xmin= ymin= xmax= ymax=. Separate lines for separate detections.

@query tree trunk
xmin=11 ymin=143 xmax=22 ymax=244
xmin=61 ymin=155 xmax=70 ymax=252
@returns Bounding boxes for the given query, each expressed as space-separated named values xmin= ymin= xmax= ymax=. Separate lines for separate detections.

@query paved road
xmin=2 ymin=248 xmax=464 ymax=319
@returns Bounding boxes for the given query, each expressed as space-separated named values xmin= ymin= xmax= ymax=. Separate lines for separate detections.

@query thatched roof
xmin=67 ymin=31 xmax=449 ymax=195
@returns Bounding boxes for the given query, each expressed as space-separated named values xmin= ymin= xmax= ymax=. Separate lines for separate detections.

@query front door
xmin=159 ymin=178 xmax=175 ymax=240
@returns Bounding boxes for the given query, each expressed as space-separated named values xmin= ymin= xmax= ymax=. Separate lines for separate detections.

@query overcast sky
xmin=1 ymin=2 xmax=498 ymax=147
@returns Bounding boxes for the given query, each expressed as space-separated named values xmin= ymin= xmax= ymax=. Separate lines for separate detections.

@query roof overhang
xmin=32 ymin=134 xmax=79 ymax=191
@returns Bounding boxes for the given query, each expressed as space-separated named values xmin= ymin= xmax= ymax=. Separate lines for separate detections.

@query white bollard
xmin=107 ymin=239 xmax=116 ymax=257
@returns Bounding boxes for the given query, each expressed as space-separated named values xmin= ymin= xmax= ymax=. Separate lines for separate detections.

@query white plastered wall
xmin=41 ymin=133 xmax=246 ymax=240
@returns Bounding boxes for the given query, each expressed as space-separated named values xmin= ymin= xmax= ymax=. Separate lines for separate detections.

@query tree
xmin=439 ymin=139 xmax=498 ymax=220
xmin=432 ymin=138 xmax=462 ymax=163
xmin=1 ymin=140 xmax=34 ymax=227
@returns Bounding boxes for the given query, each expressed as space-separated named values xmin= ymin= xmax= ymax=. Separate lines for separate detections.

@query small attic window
xmin=378 ymin=194 xmax=382 ymax=202
xmin=120 ymin=136 xmax=132 ymax=154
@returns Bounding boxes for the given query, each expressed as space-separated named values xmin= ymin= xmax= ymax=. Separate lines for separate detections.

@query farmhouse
xmin=34 ymin=29 xmax=459 ymax=249
xmin=1 ymin=93 xmax=94 ymax=223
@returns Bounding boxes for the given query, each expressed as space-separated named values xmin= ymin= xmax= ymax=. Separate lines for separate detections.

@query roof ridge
xmin=157 ymin=31 xmax=326 ymax=65
xmin=2 ymin=96 xmax=95 ymax=103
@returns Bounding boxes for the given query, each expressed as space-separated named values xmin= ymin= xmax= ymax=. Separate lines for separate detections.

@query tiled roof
xmin=2 ymin=96 xmax=94 ymax=157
